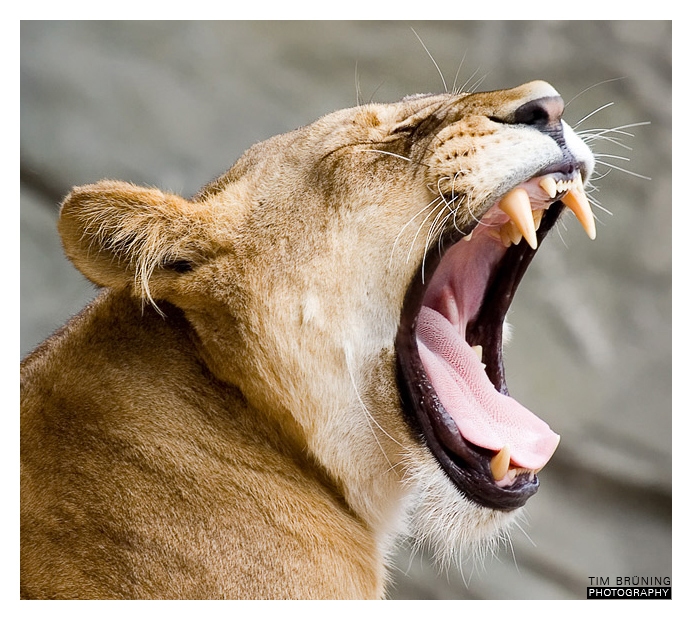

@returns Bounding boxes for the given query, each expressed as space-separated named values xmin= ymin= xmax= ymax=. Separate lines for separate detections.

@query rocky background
xmin=20 ymin=21 xmax=672 ymax=599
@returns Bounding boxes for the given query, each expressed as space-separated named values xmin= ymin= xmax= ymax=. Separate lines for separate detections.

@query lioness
xmin=21 ymin=81 xmax=597 ymax=599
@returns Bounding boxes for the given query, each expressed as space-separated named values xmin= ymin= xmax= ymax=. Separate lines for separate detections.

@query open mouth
xmin=396 ymin=166 xmax=595 ymax=511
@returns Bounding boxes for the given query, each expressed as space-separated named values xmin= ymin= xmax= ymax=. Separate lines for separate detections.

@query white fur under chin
xmin=400 ymin=451 xmax=519 ymax=571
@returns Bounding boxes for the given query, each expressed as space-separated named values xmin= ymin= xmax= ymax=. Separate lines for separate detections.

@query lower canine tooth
xmin=471 ymin=345 xmax=483 ymax=361
xmin=490 ymin=445 xmax=511 ymax=481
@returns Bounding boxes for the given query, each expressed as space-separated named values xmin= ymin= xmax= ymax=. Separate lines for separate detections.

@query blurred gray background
xmin=20 ymin=21 xmax=671 ymax=599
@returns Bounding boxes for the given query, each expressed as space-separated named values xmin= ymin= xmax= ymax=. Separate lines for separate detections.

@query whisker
xmin=585 ymin=193 xmax=613 ymax=216
xmin=354 ymin=60 xmax=362 ymax=107
xmin=564 ymin=76 xmax=625 ymax=108
xmin=422 ymin=202 xmax=450 ymax=279
xmin=451 ymin=50 xmax=468 ymax=94
xmin=407 ymin=197 xmax=445 ymax=265
xmin=555 ymin=219 xmax=569 ymax=248
xmin=578 ymin=120 xmax=651 ymax=137
xmin=597 ymin=160 xmax=652 ymax=180
xmin=344 ymin=344 xmax=404 ymax=461
xmin=389 ymin=196 xmax=442 ymax=269
xmin=450 ymin=171 xmax=467 ymax=234
xmin=573 ymin=101 xmax=614 ymax=128
xmin=437 ymin=212 xmax=454 ymax=257
xmin=464 ymin=190 xmax=491 ymax=227
xmin=360 ymin=148 xmax=414 ymax=163
xmin=456 ymin=66 xmax=482 ymax=94
xmin=368 ymin=79 xmax=387 ymax=105
xmin=593 ymin=153 xmax=632 ymax=162
xmin=580 ymin=134 xmax=632 ymax=150
xmin=468 ymin=72 xmax=490 ymax=94
xmin=420 ymin=202 xmax=451 ymax=282
xmin=505 ymin=530 xmax=520 ymax=573
xmin=589 ymin=166 xmax=613 ymax=181
xmin=411 ymin=27 xmax=447 ymax=93
xmin=512 ymin=519 xmax=537 ymax=548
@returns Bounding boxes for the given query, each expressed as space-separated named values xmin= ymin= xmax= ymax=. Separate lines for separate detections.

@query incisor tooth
xmin=498 ymin=188 xmax=538 ymax=250
xmin=503 ymin=220 xmax=522 ymax=245
xmin=539 ymin=176 xmax=557 ymax=199
xmin=490 ymin=445 xmax=511 ymax=481
xmin=499 ymin=226 xmax=512 ymax=248
xmin=562 ymin=186 xmax=597 ymax=240
xmin=533 ymin=208 xmax=544 ymax=231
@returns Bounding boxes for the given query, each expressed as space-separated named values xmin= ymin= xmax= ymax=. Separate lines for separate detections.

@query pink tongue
xmin=416 ymin=306 xmax=560 ymax=470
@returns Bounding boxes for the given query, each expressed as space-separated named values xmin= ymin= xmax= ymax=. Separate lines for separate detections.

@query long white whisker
xmin=451 ymin=50 xmax=468 ymax=93
xmin=597 ymin=160 xmax=652 ymax=180
xmin=390 ymin=195 xmax=441 ymax=269
xmin=593 ymin=153 xmax=632 ymax=161
xmin=360 ymin=148 xmax=414 ymax=163
xmin=344 ymin=346 xmax=404 ymax=462
xmin=410 ymin=27 xmax=447 ymax=92
xmin=456 ymin=66 xmax=481 ymax=94
xmin=450 ymin=171 xmax=466 ymax=234
xmin=573 ymin=101 xmax=615 ymax=128
xmin=585 ymin=192 xmax=613 ymax=216
xmin=354 ymin=60 xmax=361 ymax=107
xmin=564 ymin=76 xmax=625 ymax=107
xmin=437 ymin=212 xmax=454 ymax=256
xmin=578 ymin=120 xmax=651 ymax=137
xmin=427 ymin=203 xmax=451 ymax=254
xmin=368 ymin=79 xmax=387 ymax=104
xmin=464 ymin=190 xmax=492 ymax=227
xmin=512 ymin=519 xmax=537 ymax=548
xmin=468 ymin=72 xmax=490 ymax=94
xmin=407 ymin=197 xmax=444 ymax=265
xmin=580 ymin=134 xmax=632 ymax=150
xmin=422 ymin=202 xmax=450 ymax=279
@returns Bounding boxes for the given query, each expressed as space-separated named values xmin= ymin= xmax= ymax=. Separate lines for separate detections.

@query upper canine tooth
xmin=562 ymin=187 xmax=597 ymax=240
xmin=490 ymin=445 xmax=511 ymax=481
xmin=539 ymin=176 xmax=557 ymax=199
xmin=498 ymin=188 xmax=538 ymax=250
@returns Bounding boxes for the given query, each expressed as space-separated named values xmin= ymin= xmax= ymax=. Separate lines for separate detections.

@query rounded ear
xmin=58 ymin=180 xmax=216 ymax=301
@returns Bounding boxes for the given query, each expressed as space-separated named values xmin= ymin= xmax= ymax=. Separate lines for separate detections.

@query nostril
xmin=513 ymin=96 xmax=564 ymax=127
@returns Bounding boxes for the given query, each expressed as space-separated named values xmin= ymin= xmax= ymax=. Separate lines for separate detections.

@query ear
xmin=58 ymin=180 xmax=217 ymax=301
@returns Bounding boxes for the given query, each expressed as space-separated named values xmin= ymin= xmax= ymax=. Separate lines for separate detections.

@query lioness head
xmin=58 ymin=80 xmax=595 ymax=564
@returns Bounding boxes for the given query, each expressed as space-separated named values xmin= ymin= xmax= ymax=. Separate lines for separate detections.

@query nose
xmin=466 ymin=80 xmax=565 ymax=131
xmin=512 ymin=95 xmax=564 ymax=129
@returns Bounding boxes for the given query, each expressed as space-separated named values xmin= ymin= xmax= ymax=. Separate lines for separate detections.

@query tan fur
xmin=21 ymin=82 xmax=591 ymax=599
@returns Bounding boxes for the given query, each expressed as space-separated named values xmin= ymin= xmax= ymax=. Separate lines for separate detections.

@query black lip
xmin=395 ymin=201 xmax=564 ymax=511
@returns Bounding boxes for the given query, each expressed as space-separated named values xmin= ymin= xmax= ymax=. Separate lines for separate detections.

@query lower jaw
xmin=395 ymin=203 xmax=564 ymax=511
